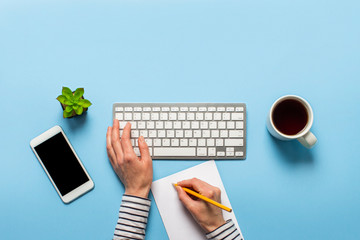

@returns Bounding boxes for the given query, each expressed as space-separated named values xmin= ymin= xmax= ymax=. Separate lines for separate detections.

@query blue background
xmin=1 ymin=0 xmax=359 ymax=239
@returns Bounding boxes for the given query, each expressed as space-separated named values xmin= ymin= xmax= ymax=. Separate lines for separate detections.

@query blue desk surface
xmin=1 ymin=0 xmax=360 ymax=239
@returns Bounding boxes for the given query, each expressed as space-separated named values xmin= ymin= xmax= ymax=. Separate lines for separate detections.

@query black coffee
xmin=272 ymin=99 xmax=308 ymax=135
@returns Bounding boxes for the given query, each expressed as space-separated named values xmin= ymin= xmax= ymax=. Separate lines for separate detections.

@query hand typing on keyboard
xmin=113 ymin=103 xmax=246 ymax=160
xmin=106 ymin=119 xmax=153 ymax=198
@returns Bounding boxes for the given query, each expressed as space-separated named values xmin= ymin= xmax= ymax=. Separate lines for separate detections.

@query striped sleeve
xmin=113 ymin=194 xmax=151 ymax=240
xmin=205 ymin=219 xmax=243 ymax=240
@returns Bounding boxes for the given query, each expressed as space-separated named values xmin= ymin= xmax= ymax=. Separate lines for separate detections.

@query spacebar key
xmin=153 ymin=148 xmax=196 ymax=157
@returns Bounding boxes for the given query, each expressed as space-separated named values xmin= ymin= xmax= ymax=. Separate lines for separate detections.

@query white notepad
xmin=151 ymin=160 xmax=243 ymax=240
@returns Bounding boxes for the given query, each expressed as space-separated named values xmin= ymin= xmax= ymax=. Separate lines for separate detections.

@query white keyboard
xmin=113 ymin=103 xmax=246 ymax=160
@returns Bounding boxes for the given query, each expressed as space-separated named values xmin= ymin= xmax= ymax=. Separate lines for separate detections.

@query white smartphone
xmin=30 ymin=125 xmax=94 ymax=203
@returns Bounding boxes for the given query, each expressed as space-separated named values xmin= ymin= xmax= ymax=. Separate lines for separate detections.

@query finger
xmin=175 ymin=186 xmax=194 ymax=210
xmin=111 ymin=119 xmax=124 ymax=160
xmin=138 ymin=136 xmax=151 ymax=162
xmin=106 ymin=126 xmax=116 ymax=165
xmin=177 ymin=178 xmax=208 ymax=193
xmin=121 ymin=122 xmax=136 ymax=156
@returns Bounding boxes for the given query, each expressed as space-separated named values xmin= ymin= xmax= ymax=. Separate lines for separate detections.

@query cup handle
xmin=297 ymin=131 xmax=317 ymax=148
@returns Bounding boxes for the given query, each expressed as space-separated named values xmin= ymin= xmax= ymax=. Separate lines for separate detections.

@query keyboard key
xmin=162 ymin=139 xmax=170 ymax=146
xmin=191 ymin=121 xmax=199 ymax=129
xmin=171 ymin=139 xmax=179 ymax=146
xmin=211 ymin=130 xmax=219 ymax=138
xmin=236 ymin=121 xmax=244 ymax=129
xmin=205 ymin=113 xmax=213 ymax=120
xmin=153 ymin=139 xmax=161 ymax=146
xmin=125 ymin=107 xmax=133 ymax=111
xmin=151 ymin=113 xmax=159 ymax=120
xmin=217 ymin=107 xmax=225 ymax=111
xmin=202 ymin=130 xmax=210 ymax=138
xmin=115 ymin=113 xmax=123 ymax=120
xmin=140 ymin=130 xmax=148 ymax=137
xmin=146 ymin=121 xmax=155 ymax=129
xmin=185 ymin=130 xmax=192 ymax=138
xmin=209 ymin=122 xmax=217 ymax=129
xmin=214 ymin=113 xmax=221 ymax=120
xmin=220 ymin=130 xmax=228 ymax=137
xmin=124 ymin=113 xmax=132 ymax=120
xmin=200 ymin=122 xmax=208 ymax=129
xmin=235 ymin=151 xmax=244 ymax=157
xmin=131 ymin=130 xmax=139 ymax=138
xmin=115 ymin=107 xmax=123 ymax=111
xmin=142 ymin=113 xmax=150 ymax=120
xmin=158 ymin=130 xmax=166 ymax=138
xmin=227 ymin=121 xmax=235 ymax=129
xmin=174 ymin=122 xmax=182 ymax=129
xmin=189 ymin=139 xmax=197 ymax=146
xmin=182 ymin=121 xmax=191 ymax=129
xmin=196 ymin=113 xmax=204 ymax=120
xmin=149 ymin=130 xmax=157 ymax=138
xmin=180 ymin=139 xmax=188 ymax=146
xmin=169 ymin=113 xmax=177 ymax=120
xmin=178 ymin=113 xmax=186 ymax=120
xmin=187 ymin=113 xmax=195 ymax=120
xmin=164 ymin=122 xmax=173 ymax=129
xmin=138 ymin=122 xmax=146 ymax=129
xmin=217 ymin=151 xmax=225 ymax=157
xmin=231 ymin=113 xmax=243 ymax=120
xmin=223 ymin=113 xmax=230 ymax=120
xmin=198 ymin=139 xmax=206 ymax=146
xmin=156 ymin=121 xmax=164 ymax=129
xmin=145 ymin=139 xmax=152 ymax=146
xmin=160 ymin=113 xmax=168 ymax=120
xmin=225 ymin=139 xmax=243 ymax=146
xmin=216 ymin=139 xmax=224 ymax=146
xmin=197 ymin=147 xmax=207 ymax=156
xmin=218 ymin=122 xmax=226 ymax=129
xmin=153 ymin=107 xmax=160 ymax=111
xmin=208 ymin=147 xmax=216 ymax=156
xmin=167 ymin=130 xmax=175 ymax=138
xmin=134 ymin=113 xmax=141 ymax=120
xmin=176 ymin=130 xmax=184 ymax=138
xmin=229 ymin=130 xmax=243 ymax=137
xmin=207 ymin=139 xmax=215 ymax=146
xmin=154 ymin=147 xmax=196 ymax=156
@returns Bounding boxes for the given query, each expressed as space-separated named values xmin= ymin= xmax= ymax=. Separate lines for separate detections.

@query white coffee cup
xmin=266 ymin=95 xmax=317 ymax=148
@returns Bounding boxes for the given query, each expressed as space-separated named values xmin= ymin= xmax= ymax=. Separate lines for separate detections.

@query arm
xmin=175 ymin=178 xmax=243 ymax=240
xmin=107 ymin=120 xmax=153 ymax=240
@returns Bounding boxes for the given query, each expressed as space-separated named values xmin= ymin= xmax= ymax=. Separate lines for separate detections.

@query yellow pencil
xmin=173 ymin=183 xmax=232 ymax=212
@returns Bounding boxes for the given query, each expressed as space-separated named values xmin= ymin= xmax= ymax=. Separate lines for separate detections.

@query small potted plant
xmin=56 ymin=87 xmax=92 ymax=118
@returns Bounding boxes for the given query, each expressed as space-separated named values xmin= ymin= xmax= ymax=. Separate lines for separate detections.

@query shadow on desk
xmin=268 ymin=133 xmax=315 ymax=165
xmin=62 ymin=112 xmax=88 ymax=131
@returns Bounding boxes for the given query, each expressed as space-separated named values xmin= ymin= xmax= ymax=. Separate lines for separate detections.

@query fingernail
xmin=139 ymin=136 xmax=144 ymax=142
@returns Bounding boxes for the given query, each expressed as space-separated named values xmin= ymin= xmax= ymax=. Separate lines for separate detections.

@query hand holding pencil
xmin=174 ymin=178 xmax=227 ymax=233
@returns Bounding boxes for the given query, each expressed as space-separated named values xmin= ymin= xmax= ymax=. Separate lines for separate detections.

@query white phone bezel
xmin=30 ymin=125 xmax=94 ymax=203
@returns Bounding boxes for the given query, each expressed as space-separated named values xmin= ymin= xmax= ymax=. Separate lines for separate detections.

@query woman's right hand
xmin=175 ymin=178 xmax=226 ymax=233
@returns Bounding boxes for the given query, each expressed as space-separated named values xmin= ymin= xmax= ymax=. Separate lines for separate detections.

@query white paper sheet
xmin=151 ymin=160 xmax=242 ymax=240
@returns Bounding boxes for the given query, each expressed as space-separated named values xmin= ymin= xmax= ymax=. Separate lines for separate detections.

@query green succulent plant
xmin=56 ymin=87 xmax=92 ymax=118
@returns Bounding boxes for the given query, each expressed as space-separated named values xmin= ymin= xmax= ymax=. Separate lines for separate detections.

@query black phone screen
xmin=34 ymin=132 xmax=89 ymax=196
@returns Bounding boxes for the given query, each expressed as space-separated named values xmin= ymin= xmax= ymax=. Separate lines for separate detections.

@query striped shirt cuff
xmin=113 ymin=194 xmax=151 ymax=240
xmin=205 ymin=219 xmax=243 ymax=240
